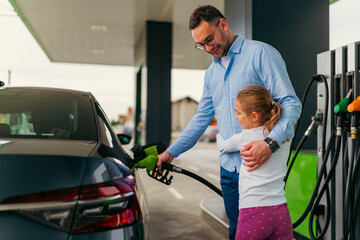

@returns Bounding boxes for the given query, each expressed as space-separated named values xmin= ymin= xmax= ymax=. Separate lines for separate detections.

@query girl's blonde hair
xmin=237 ymin=85 xmax=281 ymax=134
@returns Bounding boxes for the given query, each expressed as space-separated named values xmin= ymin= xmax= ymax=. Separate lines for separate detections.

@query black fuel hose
xmin=285 ymin=74 xmax=329 ymax=182
xmin=308 ymin=131 xmax=342 ymax=239
xmin=342 ymin=113 xmax=359 ymax=240
xmin=351 ymin=148 xmax=360 ymax=225
xmin=161 ymin=162 xmax=223 ymax=197
xmin=292 ymin=128 xmax=336 ymax=229
xmin=311 ymin=74 xmax=330 ymax=239
xmin=312 ymin=166 xmax=331 ymax=239
xmin=306 ymin=113 xmax=344 ymax=239
xmin=344 ymin=139 xmax=360 ymax=239
xmin=287 ymin=75 xmax=317 ymax=164
xmin=285 ymin=74 xmax=332 ymax=236
xmin=288 ymin=74 xmax=329 ymax=166
xmin=342 ymin=137 xmax=349 ymax=239
xmin=343 ymin=139 xmax=356 ymax=239
xmin=284 ymin=119 xmax=316 ymax=184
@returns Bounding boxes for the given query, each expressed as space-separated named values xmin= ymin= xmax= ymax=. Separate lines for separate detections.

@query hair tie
xmin=272 ymin=101 xmax=275 ymax=105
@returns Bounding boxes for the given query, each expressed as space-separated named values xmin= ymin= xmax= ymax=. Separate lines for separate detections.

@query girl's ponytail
xmin=237 ymin=86 xmax=282 ymax=136
xmin=264 ymin=102 xmax=281 ymax=134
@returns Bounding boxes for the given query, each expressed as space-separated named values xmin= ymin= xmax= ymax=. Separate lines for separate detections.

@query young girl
xmin=217 ymin=85 xmax=293 ymax=240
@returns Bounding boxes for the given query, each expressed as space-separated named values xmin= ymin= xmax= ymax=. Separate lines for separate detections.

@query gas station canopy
xmin=10 ymin=0 xmax=223 ymax=69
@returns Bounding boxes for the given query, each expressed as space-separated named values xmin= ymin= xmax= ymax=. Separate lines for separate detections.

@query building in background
xmin=172 ymin=96 xmax=198 ymax=132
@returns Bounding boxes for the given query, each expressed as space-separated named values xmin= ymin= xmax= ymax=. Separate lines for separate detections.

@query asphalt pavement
xmin=136 ymin=142 xmax=228 ymax=240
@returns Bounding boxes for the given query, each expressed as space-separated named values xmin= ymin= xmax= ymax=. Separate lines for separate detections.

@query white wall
xmin=330 ymin=0 xmax=360 ymax=49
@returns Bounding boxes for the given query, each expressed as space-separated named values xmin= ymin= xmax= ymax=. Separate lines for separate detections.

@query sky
xmin=1 ymin=0 xmax=360 ymax=121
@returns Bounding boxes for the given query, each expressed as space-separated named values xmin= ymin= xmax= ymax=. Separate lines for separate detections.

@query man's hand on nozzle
xmin=240 ymin=139 xmax=272 ymax=172
xmin=156 ymin=150 xmax=175 ymax=170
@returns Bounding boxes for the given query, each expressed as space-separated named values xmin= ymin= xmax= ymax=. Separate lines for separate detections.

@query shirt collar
xmin=212 ymin=35 xmax=244 ymax=63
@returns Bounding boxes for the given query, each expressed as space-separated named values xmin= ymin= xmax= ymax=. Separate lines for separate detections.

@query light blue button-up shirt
xmin=167 ymin=35 xmax=302 ymax=173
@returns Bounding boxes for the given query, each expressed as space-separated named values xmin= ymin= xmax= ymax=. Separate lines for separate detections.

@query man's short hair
xmin=189 ymin=5 xmax=225 ymax=30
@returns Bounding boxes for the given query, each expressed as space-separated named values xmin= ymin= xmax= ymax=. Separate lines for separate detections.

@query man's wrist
xmin=264 ymin=137 xmax=280 ymax=153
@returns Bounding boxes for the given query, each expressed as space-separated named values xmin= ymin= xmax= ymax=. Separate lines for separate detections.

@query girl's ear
xmin=251 ymin=112 xmax=260 ymax=122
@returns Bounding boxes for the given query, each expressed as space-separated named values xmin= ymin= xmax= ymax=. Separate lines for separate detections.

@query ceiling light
xmin=91 ymin=25 xmax=108 ymax=33
xmin=91 ymin=49 xmax=105 ymax=55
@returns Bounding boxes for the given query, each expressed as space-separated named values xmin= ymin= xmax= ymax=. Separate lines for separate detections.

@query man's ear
xmin=220 ymin=18 xmax=229 ymax=32
xmin=251 ymin=112 xmax=260 ymax=122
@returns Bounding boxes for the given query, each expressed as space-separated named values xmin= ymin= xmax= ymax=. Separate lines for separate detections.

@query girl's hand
xmin=240 ymin=140 xmax=272 ymax=171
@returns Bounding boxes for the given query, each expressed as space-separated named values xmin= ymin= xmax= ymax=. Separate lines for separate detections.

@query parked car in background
xmin=113 ymin=123 xmax=133 ymax=137
xmin=199 ymin=125 xmax=218 ymax=143
xmin=0 ymin=86 xmax=149 ymax=240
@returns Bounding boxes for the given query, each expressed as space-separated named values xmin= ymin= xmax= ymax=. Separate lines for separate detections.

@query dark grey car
xmin=0 ymin=86 xmax=149 ymax=240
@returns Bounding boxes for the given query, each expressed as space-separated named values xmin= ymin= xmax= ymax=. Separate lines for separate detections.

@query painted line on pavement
xmin=168 ymin=187 xmax=184 ymax=199
xmin=187 ymin=165 xmax=200 ymax=172
xmin=207 ymin=173 xmax=221 ymax=182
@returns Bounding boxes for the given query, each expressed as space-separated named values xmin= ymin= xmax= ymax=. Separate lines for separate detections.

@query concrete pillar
xmin=146 ymin=21 xmax=172 ymax=145
xmin=134 ymin=21 xmax=172 ymax=145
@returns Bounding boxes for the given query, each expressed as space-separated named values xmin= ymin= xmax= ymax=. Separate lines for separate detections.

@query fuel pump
xmin=342 ymin=42 xmax=360 ymax=240
xmin=283 ymin=42 xmax=360 ymax=240
xmin=314 ymin=41 xmax=360 ymax=240
xmin=343 ymin=95 xmax=360 ymax=239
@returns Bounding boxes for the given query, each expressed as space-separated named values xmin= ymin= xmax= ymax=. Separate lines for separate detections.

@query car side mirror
xmin=0 ymin=81 xmax=5 ymax=87
xmin=117 ymin=134 xmax=131 ymax=145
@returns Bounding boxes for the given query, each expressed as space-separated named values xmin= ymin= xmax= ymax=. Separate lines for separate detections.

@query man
xmin=157 ymin=5 xmax=301 ymax=240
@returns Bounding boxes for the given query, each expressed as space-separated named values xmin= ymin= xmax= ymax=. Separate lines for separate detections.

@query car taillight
xmin=0 ymin=187 xmax=79 ymax=231
xmin=0 ymin=175 xmax=142 ymax=234
xmin=72 ymin=176 xmax=142 ymax=234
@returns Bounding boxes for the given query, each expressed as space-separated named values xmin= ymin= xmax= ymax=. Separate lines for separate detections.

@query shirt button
xmin=227 ymin=109 xmax=229 ymax=112
xmin=226 ymin=94 xmax=228 ymax=97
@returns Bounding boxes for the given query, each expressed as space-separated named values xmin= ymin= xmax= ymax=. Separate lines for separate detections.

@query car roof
xmin=0 ymin=86 xmax=91 ymax=97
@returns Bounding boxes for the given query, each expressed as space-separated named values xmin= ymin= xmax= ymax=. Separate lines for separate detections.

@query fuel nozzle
xmin=347 ymin=96 xmax=360 ymax=139
xmin=334 ymin=89 xmax=353 ymax=114
xmin=133 ymin=154 xmax=158 ymax=173
xmin=130 ymin=142 xmax=173 ymax=185
xmin=347 ymin=96 xmax=360 ymax=113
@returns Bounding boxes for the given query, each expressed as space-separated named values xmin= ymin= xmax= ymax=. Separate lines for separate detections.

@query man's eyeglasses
xmin=194 ymin=21 xmax=220 ymax=50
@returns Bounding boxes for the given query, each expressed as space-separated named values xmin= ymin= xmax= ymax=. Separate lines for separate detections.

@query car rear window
xmin=0 ymin=88 xmax=97 ymax=141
